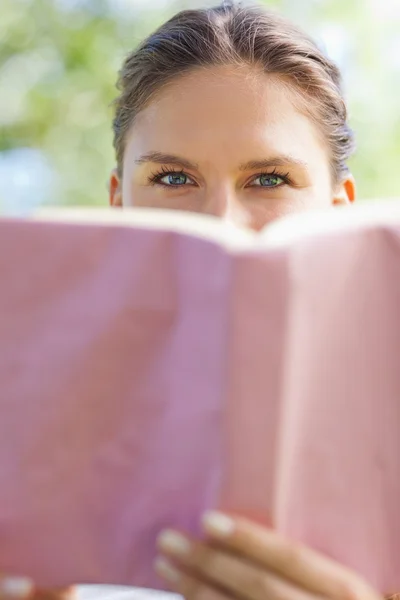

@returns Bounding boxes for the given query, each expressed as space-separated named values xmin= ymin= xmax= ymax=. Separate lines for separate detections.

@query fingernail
xmin=154 ymin=556 xmax=181 ymax=583
xmin=202 ymin=511 xmax=235 ymax=537
xmin=0 ymin=577 xmax=34 ymax=599
xmin=157 ymin=530 xmax=191 ymax=556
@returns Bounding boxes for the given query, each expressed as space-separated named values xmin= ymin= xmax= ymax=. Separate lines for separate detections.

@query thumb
xmin=0 ymin=576 xmax=33 ymax=600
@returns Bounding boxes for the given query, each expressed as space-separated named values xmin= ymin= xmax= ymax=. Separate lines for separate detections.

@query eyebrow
xmin=135 ymin=152 xmax=308 ymax=171
xmin=135 ymin=152 xmax=199 ymax=171
xmin=238 ymin=156 xmax=309 ymax=171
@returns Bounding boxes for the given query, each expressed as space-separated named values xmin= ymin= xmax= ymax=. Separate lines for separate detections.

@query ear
xmin=109 ymin=168 xmax=123 ymax=207
xmin=332 ymin=174 xmax=356 ymax=205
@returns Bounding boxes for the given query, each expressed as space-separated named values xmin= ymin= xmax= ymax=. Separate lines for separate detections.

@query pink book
xmin=0 ymin=202 xmax=399 ymax=593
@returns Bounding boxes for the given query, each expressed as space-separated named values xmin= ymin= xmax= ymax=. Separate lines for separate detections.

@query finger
xmin=33 ymin=588 xmax=75 ymax=600
xmin=0 ymin=576 xmax=33 ymax=600
xmin=157 ymin=530 xmax=325 ymax=600
xmin=0 ymin=577 xmax=73 ymax=600
xmin=155 ymin=555 xmax=246 ymax=600
xmin=201 ymin=512 xmax=381 ymax=600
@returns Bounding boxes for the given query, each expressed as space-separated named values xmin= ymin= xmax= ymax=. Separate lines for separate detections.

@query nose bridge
xmin=202 ymin=182 xmax=253 ymax=229
xmin=203 ymin=182 xmax=235 ymax=221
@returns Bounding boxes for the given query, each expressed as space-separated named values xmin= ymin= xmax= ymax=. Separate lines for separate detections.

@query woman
xmin=108 ymin=0 xmax=356 ymax=222
xmin=1 ymin=3 xmax=393 ymax=600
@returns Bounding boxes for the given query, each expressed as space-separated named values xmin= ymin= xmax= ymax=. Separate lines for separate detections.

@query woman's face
xmin=110 ymin=66 xmax=355 ymax=230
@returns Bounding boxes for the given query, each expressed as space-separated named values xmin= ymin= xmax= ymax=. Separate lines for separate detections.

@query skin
xmin=109 ymin=65 xmax=356 ymax=229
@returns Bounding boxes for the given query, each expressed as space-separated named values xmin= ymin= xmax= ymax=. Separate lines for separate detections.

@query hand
xmin=0 ymin=576 xmax=74 ymax=600
xmin=155 ymin=512 xmax=382 ymax=600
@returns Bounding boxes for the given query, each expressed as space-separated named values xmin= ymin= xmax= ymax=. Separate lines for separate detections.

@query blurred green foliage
xmin=1 ymin=0 xmax=400 ymax=210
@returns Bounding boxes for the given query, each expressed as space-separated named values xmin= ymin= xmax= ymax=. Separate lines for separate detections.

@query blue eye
xmin=254 ymin=174 xmax=284 ymax=187
xmin=162 ymin=173 xmax=188 ymax=186
xmin=149 ymin=169 xmax=196 ymax=187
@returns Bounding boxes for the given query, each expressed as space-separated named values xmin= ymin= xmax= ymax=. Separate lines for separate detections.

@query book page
xmin=33 ymin=207 xmax=256 ymax=250
xmin=256 ymin=198 xmax=400 ymax=249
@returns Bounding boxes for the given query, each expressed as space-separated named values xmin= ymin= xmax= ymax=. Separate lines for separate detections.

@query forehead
xmin=124 ymin=65 xmax=328 ymax=168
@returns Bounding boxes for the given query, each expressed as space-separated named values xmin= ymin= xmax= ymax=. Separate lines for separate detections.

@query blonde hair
xmin=113 ymin=1 xmax=355 ymax=184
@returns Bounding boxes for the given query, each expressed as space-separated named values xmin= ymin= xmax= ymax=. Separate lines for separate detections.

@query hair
xmin=112 ymin=1 xmax=355 ymax=185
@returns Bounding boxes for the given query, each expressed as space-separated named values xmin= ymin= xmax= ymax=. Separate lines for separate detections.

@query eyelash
xmin=148 ymin=166 xmax=188 ymax=186
xmin=253 ymin=168 xmax=293 ymax=187
xmin=147 ymin=166 xmax=293 ymax=188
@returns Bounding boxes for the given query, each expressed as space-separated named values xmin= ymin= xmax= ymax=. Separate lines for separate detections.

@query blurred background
xmin=1 ymin=0 xmax=399 ymax=215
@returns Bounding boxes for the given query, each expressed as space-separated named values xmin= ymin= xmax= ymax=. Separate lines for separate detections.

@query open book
xmin=0 ymin=201 xmax=399 ymax=592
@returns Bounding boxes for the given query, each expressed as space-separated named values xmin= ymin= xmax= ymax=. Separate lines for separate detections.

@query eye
xmin=252 ymin=173 xmax=286 ymax=188
xmin=162 ymin=173 xmax=188 ymax=186
xmin=250 ymin=171 xmax=292 ymax=188
xmin=258 ymin=174 xmax=282 ymax=187
xmin=149 ymin=169 xmax=196 ymax=187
